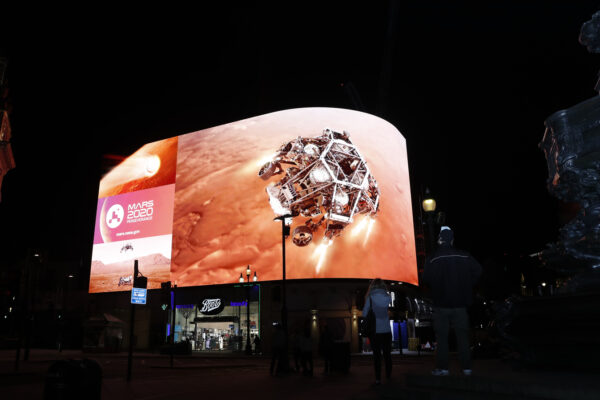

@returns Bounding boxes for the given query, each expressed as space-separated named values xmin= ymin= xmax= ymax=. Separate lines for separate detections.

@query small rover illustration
xmin=120 ymin=243 xmax=133 ymax=253
xmin=118 ymin=275 xmax=133 ymax=286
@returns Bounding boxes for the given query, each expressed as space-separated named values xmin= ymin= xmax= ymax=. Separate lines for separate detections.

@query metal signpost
xmin=127 ymin=260 xmax=146 ymax=382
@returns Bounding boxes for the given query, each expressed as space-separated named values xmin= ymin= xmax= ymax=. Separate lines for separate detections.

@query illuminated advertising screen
xmin=89 ymin=108 xmax=417 ymax=293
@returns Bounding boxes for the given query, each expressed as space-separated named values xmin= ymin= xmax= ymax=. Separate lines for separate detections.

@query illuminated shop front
xmin=170 ymin=285 xmax=260 ymax=352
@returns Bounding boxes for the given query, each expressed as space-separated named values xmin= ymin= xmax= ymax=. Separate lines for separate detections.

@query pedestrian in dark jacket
xmin=300 ymin=323 xmax=314 ymax=376
xmin=253 ymin=335 xmax=262 ymax=355
xmin=423 ymin=226 xmax=482 ymax=376
xmin=270 ymin=323 xmax=285 ymax=376
xmin=362 ymin=278 xmax=392 ymax=385
xmin=318 ymin=322 xmax=333 ymax=375
xmin=292 ymin=328 xmax=302 ymax=372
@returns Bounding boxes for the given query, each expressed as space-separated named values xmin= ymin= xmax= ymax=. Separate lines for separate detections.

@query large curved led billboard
xmin=90 ymin=108 xmax=417 ymax=292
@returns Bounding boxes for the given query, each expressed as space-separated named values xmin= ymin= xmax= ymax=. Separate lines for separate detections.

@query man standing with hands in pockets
xmin=423 ymin=226 xmax=482 ymax=376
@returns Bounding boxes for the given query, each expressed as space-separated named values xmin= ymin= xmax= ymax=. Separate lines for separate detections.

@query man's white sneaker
xmin=462 ymin=369 xmax=472 ymax=376
xmin=431 ymin=369 xmax=449 ymax=376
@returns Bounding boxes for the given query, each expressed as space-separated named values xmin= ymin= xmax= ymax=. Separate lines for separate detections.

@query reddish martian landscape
xmin=170 ymin=108 xmax=417 ymax=287
xmin=89 ymin=253 xmax=171 ymax=293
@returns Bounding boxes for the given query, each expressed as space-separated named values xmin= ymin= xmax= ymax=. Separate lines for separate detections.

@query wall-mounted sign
xmin=199 ymin=298 xmax=224 ymax=315
xmin=131 ymin=287 xmax=147 ymax=304
xmin=230 ymin=301 xmax=248 ymax=307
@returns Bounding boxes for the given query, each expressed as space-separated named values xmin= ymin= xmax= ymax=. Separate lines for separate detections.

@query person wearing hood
xmin=362 ymin=278 xmax=392 ymax=385
xmin=423 ymin=226 xmax=482 ymax=377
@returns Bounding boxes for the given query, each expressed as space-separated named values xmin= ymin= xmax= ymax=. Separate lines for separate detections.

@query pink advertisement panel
xmin=93 ymin=184 xmax=175 ymax=244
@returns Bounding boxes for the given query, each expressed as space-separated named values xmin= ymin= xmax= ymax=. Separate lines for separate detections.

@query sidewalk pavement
xmin=1 ymin=349 xmax=599 ymax=399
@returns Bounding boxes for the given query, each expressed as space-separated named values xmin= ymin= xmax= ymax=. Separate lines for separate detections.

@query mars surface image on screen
xmin=89 ymin=108 xmax=417 ymax=292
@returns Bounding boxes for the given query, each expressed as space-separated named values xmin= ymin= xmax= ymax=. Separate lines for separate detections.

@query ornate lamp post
xmin=422 ymin=188 xmax=437 ymax=256
xmin=241 ymin=265 xmax=257 ymax=355
xmin=274 ymin=214 xmax=292 ymax=372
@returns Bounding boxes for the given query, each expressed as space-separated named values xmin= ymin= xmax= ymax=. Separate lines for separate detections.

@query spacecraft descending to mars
xmin=91 ymin=108 xmax=417 ymax=289
xmin=259 ymin=128 xmax=380 ymax=246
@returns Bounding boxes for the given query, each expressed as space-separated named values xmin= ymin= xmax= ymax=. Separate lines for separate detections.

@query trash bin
xmin=44 ymin=358 xmax=102 ymax=400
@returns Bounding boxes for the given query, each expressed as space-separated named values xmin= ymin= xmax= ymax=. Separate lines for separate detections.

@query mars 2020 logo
xmin=106 ymin=204 xmax=125 ymax=229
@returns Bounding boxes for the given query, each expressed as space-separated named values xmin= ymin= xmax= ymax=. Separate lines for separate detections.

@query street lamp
xmin=274 ymin=213 xmax=292 ymax=373
xmin=422 ymin=188 xmax=437 ymax=256
xmin=242 ymin=265 xmax=258 ymax=355
xmin=422 ymin=197 xmax=436 ymax=213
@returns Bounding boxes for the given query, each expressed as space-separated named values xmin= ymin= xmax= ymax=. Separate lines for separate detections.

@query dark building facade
xmin=87 ymin=278 xmax=432 ymax=355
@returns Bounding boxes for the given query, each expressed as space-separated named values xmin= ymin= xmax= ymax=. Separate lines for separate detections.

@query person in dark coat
xmin=362 ymin=278 xmax=392 ymax=385
xmin=318 ymin=322 xmax=334 ymax=375
xmin=253 ymin=335 xmax=262 ymax=355
xmin=292 ymin=328 xmax=302 ymax=372
xmin=300 ymin=322 xmax=314 ymax=376
xmin=270 ymin=323 xmax=285 ymax=375
xmin=423 ymin=226 xmax=482 ymax=376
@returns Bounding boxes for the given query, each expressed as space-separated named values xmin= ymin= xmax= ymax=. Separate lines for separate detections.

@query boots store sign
xmin=198 ymin=298 xmax=225 ymax=315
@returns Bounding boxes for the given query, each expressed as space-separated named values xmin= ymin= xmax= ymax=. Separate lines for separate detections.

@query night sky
xmin=1 ymin=2 xmax=600 ymax=276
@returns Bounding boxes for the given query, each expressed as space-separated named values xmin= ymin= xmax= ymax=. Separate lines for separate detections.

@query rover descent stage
xmin=259 ymin=128 xmax=380 ymax=246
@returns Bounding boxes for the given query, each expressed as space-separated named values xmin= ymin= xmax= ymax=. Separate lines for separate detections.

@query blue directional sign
xmin=131 ymin=287 xmax=147 ymax=305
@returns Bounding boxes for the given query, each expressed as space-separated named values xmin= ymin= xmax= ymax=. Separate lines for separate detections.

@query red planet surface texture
xmin=171 ymin=108 xmax=417 ymax=287
xmin=98 ymin=137 xmax=178 ymax=198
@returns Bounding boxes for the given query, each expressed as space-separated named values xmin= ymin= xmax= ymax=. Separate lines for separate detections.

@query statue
xmin=579 ymin=10 xmax=600 ymax=54
xmin=486 ymin=11 xmax=600 ymax=370
xmin=538 ymin=10 xmax=600 ymax=290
